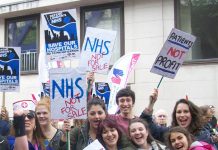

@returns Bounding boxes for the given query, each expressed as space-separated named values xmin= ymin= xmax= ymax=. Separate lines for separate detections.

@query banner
xmin=50 ymin=68 xmax=87 ymax=119
xmin=0 ymin=47 xmax=20 ymax=92
xmin=150 ymin=28 xmax=196 ymax=79
xmin=41 ymin=9 xmax=79 ymax=61
xmin=107 ymin=52 xmax=140 ymax=114
xmin=79 ymin=27 xmax=117 ymax=74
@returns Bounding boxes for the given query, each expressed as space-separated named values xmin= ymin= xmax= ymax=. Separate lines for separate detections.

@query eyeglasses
xmin=24 ymin=112 xmax=35 ymax=120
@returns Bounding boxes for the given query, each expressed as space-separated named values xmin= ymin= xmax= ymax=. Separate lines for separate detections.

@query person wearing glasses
xmin=10 ymin=100 xmax=46 ymax=150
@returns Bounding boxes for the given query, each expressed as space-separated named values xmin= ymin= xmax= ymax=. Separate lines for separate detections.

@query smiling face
xmin=170 ymin=132 xmax=189 ymax=150
xmin=36 ymin=105 xmax=50 ymax=126
xmin=24 ymin=110 xmax=36 ymax=133
xmin=102 ymin=126 xmax=119 ymax=148
xmin=176 ymin=103 xmax=192 ymax=128
xmin=129 ymin=122 xmax=148 ymax=148
xmin=88 ymin=105 xmax=106 ymax=130
xmin=117 ymin=96 xmax=134 ymax=117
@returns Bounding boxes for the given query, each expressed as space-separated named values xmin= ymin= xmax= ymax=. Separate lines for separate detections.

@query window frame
xmin=5 ymin=14 xmax=40 ymax=74
xmin=174 ymin=0 xmax=218 ymax=65
xmin=80 ymin=2 xmax=125 ymax=64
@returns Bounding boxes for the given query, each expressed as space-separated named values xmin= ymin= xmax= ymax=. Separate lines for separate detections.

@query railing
xmin=21 ymin=51 xmax=38 ymax=73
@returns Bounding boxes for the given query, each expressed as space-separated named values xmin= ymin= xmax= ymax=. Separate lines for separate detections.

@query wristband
xmin=13 ymin=115 xmax=25 ymax=137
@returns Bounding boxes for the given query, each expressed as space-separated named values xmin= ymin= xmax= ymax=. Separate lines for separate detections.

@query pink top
xmin=108 ymin=114 xmax=135 ymax=135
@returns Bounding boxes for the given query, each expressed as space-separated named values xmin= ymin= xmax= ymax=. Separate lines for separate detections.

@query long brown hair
xmin=32 ymin=110 xmax=46 ymax=150
xmin=165 ymin=126 xmax=194 ymax=150
xmin=171 ymin=99 xmax=203 ymax=135
xmin=11 ymin=111 xmax=46 ymax=150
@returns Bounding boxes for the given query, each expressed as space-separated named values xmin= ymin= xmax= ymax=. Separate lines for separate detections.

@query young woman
xmin=97 ymin=117 xmax=136 ymax=150
xmin=165 ymin=126 xmax=215 ymax=150
xmin=141 ymin=98 xmax=214 ymax=145
xmin=165 ymin=126 xmax=193 ymax=150
xmin=12 ymin=109 xmax=46 ymax=150
xmin=35 ymin=96 xmax=63 ymax=149
xmin=59 ymin=97 xmax=107 ymax=149
xmin=129 ymin=118 xmax=165 ymax=150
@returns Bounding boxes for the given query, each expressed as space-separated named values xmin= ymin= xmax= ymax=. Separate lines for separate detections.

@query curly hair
xmin=171 ymin=99 xmax=203 ymax=135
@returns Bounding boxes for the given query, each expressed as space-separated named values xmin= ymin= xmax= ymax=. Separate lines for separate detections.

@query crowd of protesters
xmin=0 ymin=73 xmax=217 ymax=150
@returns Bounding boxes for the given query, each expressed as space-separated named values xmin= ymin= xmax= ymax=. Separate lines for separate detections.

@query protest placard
xmin=79 ymin=27 xmax=117 ymax=74
xmin=107 ymin=52 xmax=140 ymax=114
xmin=41 ymin=9 xmax=79 ymax=61
xmin=50 ymin=68 xmax=87 ymax=119
xmin=150 ymin=28 xmax=196 ymax=79
xmin=0 ymin=47 xmax=20 ymax=92
xmin=83 ymin=140 xmax=105 ymax=150
xmin=94 ymin=82 xmax=110 ymax=109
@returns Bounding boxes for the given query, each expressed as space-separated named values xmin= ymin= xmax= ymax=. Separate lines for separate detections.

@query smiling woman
xmin=97 ymin=117 xmax=135 ymax=150
xmin=129 ymin=118 xmax=165 ymax=150
xmin=165 ymin=126 xmax=193 ymax=150
xmin=35 ymin=96 xmax=63 ymax=150
xmin=59 ymin=97 xmax=107 ymax=150
xmin=11 ymin=109 xmax=46 ymax=150
xmin=165 ymin=126 xmax=216 ymax=150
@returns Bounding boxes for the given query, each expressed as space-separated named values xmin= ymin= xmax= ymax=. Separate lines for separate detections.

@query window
xmin=5 ymin=14 xmax=39 ymax=73
xmin=80 ymin=2 xmax=124 ymax=65
xmin=176 ymin=0 xmax=218 ymax=62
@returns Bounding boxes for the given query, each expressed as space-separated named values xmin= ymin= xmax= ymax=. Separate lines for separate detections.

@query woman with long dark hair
xmin=12 ymin=109 xmax=46 ymax=150
xmin=59 ymin=98 xmax=107 ymax=149
xmin=140 ymin=96 xmax=214 ymax=145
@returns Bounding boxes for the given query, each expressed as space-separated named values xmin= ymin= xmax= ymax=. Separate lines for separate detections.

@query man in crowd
xmin=153 ymin=109 xmax=168 ymax=127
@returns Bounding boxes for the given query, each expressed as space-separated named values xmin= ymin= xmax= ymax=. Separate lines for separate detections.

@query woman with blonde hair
xmin=35 ymin=96 xmax=63 ymax=149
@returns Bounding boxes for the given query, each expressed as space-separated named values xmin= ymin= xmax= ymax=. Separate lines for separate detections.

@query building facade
xmin=0 ymin=0 xmax=217 ymax=119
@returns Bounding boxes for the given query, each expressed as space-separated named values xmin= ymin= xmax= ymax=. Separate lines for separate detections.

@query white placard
xmin=83 ymin=140 xmax=105 ymax=150
xmin=79 ymin=27 xmax=117 ymax=74
xmin=150 ymin=28 xmax=196 ymax=79
xmin=50 ymin=68 xmax=87 ymax=119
